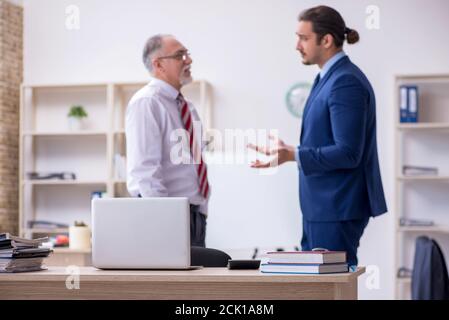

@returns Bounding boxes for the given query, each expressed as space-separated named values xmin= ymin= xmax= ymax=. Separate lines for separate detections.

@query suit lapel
xmin=301 ymin=74 xmax=321 ymax=125
xmin=300 ymin=56 xmax=350 ymax=142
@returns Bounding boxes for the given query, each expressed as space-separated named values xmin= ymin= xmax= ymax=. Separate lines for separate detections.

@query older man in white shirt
xmin=126 ymin=34 xmax=210 ymax=247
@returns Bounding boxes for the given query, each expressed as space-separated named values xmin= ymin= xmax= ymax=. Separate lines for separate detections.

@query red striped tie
xmin=177 ymin=94 xmax=210 ymax=199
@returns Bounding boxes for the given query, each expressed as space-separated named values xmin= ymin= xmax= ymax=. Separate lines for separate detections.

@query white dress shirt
xmin=126 ymin=78 xmax=209 ymax=215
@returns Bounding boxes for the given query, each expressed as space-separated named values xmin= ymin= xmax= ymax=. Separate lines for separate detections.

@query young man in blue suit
xmin=249 ymin=6 xmax=387 ymax=266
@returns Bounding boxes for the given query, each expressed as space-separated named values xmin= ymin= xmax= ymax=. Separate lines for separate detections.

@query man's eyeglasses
xmin=157 ymin=51 xmax=191 ymax=62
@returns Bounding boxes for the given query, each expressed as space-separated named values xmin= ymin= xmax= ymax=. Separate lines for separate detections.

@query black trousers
xmin=190 ymin=205 xmax=207 ymax=247
xmin=301 ymin=216 xmax=369 ymax=266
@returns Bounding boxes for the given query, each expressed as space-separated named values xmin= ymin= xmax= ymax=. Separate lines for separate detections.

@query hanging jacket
xmin=411 ymin=236 xmax=449 ymax=300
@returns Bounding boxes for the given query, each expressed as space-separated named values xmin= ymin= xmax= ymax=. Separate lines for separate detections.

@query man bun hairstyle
xmin=345 ymin=27 xmax=360 ymax=44
xmin=298 ymin=6 xmax=359 ymax=47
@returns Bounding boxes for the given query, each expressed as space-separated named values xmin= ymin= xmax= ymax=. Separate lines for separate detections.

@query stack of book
xmin=0 ymin=233 xmax=53 ymax=273
xmin=260 ymin=250 xmax=348 ymax=274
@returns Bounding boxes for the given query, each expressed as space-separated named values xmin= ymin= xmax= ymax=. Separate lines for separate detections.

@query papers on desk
xmin=0 ymin=247 xmax=52 ymax=258
xmin=0 ymin=233 xmax=49 ymax=248
xmin=0 ymin=233 xmax=52 ymax=273
xmin=0 ymin=257 xmax=46 ymax=273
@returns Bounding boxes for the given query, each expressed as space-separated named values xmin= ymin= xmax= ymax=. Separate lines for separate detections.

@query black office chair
xmin=191 ymin=246 xmax=231 ymax=267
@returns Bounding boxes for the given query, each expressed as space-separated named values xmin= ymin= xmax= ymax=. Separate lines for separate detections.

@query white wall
xmin=22 ymin=0 xmax=449 ymax=299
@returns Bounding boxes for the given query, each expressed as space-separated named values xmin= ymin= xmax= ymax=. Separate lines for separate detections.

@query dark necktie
xmin=311 ymin=73 xmax=321 ymax=92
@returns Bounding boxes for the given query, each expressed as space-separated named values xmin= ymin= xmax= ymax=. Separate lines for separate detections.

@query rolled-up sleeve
xmin=126 ymin=98 xmax=168 ymax=197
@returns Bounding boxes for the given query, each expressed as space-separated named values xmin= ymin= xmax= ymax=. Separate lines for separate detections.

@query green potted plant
xmin=68 ymin=105 xmax=88 ymax=130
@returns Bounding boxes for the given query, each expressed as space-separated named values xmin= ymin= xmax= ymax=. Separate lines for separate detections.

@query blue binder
xmin=399 ymin=85 xmax=409 ymax=123
xmin=407 ymin=86 xmax=419 ymax=123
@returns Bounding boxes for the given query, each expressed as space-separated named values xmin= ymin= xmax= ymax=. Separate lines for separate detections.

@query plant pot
xmin=68 ymin=117 xmax=85 ymax=131
xmin=69 ymin=225 xmax=91 ymax=250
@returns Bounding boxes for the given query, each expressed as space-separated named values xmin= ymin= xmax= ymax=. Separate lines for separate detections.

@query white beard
xmin=179 ymin=66 xmax=193 ymax=86
xmin=180 ymin=74 xmax=193 ymax=86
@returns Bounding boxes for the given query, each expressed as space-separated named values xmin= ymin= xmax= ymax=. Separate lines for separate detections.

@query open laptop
xmin=92 ymin=197 xmax=196 ymax=269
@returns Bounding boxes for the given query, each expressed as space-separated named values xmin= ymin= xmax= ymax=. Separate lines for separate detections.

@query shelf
xmin=22 ymin=180 xmax=108 ymax=186
xmin=24 ymin=83 xmax=108 ymax=89
xmin=26 ymin=228 xmax=69 ymax=234
xmin=397 ymin=123 xmax=449 ymax=130
xmin=22 ymin=131 xmax=108 ymax=137
xmin=396 ymin=277 xmax=412 ymax=285
xmin=396 ymin=74 xmax=449 ymax=83
xmin=398 ymin=226 xmax=449 ymax=234
xmin=397 ymin=175 xmax=449 ymax=181
xmin=394 ymin=74 xmax=449 ymax=300
xmin=53 ymin=247 xmax=91 ymax=254
xmin=114 ymin=129 xmax=125 ymax=134
xmin=24 ymin=79 xmax=208 ymax=89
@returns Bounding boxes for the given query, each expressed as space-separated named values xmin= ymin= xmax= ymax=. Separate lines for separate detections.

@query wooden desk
xmin=0 ymin=266 xmax=365 ymax=300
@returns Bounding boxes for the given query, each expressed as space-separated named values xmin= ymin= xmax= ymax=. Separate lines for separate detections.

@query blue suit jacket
xmin=298 ymin=56 xmax=387 ymax=221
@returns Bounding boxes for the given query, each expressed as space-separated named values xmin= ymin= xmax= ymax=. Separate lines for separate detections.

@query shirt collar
xmin=149 ymin=77 xmax=180 ymax=101
xmin=319 ymin=51 xmax=346 ymax=80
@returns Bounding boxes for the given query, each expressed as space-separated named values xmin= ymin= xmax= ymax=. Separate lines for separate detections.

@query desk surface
xmin=0 ymin=267 xmax=366 ymax=300
xmin=0 ymin=266 xmax=365 ymax=282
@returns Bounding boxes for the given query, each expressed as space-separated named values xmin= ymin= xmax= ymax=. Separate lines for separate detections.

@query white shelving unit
xmin=19 ymin=80 xmax=213 ymax=264
xmin=394 ymin=74 xmax=449 ymax=300
xmin=397 ymin=123 xmax=449 ymax=130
